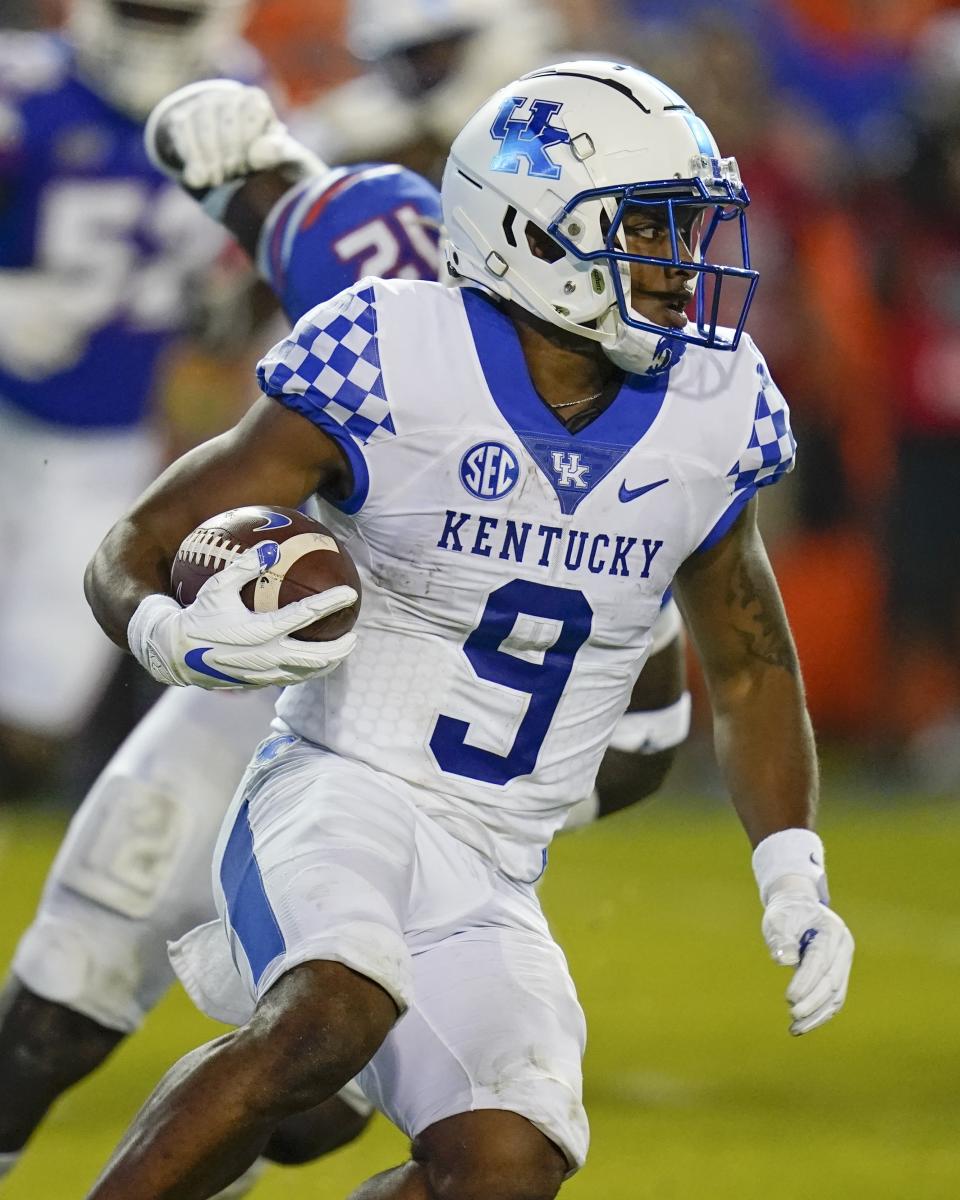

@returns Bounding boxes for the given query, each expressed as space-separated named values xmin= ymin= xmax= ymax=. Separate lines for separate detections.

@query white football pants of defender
xmin=12 ymin=684 xmax=278 ymax=1028
xmin=12 ymin=681 xmax=376 ymax=1144
xmin=171 ymin=735 xmax=590 ymax=1173
xmin=0 ymin=402 xmax=159 ymax=735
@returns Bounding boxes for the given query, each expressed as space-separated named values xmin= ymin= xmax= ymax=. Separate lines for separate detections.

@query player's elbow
xmin=83 ymin=535 xmax=113 ymax=636
xmin=83 ymin=522 xmax=140 ymax=650
xmin=706 ymin=652 xmax=804 ymax=722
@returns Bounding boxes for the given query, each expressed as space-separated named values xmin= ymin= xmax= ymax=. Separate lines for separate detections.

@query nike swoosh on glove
xmin=761 ymin=874 xmax=855 ymax=1036
xmin=128 ymin=545 xmax=358 ymax=690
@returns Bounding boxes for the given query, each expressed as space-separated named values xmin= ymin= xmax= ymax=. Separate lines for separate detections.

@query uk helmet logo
xmin=489 ymin=97 xmax=571 ymax=180
xmin=460 ymin=442 xmax=520 ymax=500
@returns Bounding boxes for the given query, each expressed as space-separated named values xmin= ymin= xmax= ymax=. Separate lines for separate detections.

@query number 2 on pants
xmin=430 ymin=579 xmax=593 ymax=785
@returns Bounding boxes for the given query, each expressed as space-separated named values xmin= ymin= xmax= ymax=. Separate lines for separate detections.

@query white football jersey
xmin=257 ymin=278 xmax=795 ymax=880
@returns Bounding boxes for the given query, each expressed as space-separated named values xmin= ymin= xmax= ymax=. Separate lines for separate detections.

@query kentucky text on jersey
xmin=437 ymin=509 xmax=663 ymax=579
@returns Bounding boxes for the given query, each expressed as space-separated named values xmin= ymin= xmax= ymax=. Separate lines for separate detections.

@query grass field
xmin=2 ymin=787 xmax=958 ymax=1199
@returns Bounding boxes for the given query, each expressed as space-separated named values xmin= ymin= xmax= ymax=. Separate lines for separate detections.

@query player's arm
xmin=85 ymin=397 xmax=356 ymax=688
xmin=673 ymin=497 xmax=854 ymax=1034
xmin=563 ymin=605 xmax=688 ymax=830
xmin=594 ymin=609 xmax=688 ymax=817
xmin=674 ymin=498 xmax=812 ymax=844
xmin=144 ymin=80 xmax=326 ymax=259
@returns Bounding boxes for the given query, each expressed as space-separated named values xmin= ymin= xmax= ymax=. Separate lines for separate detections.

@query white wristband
xmin=608 ymin=692 xmax=691 ymax=755
xmin=127 ymin=593 xmax=187 ymax=687
xmin=751 ymin=828 xmax=829 ymax=905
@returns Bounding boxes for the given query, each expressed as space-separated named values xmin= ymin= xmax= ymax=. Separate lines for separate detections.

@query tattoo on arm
xmin=724 ymin=556 xmax=799 ymax=675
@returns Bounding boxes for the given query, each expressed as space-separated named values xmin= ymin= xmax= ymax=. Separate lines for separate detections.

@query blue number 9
xmin=429 ymin=579 xmax=593 ymax=785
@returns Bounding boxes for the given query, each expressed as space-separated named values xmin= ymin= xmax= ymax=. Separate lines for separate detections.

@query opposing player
xmin=83 ymin=62 xmax=855 ymax=1198
xmin=0 ymin=82 xmax=689 ymax=1192
xmin=298 ymin=0 xmax=566 ymax=182
xmin=0 ymin=0 xmax=259 ymax=798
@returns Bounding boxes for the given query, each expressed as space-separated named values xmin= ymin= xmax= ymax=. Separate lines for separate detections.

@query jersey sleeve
xmin=696 ymin=339 xmax=797 ymax=553
xmin=256 ymin=280 xmax=395 ymax=513
xmin=256 ymin=163 xmax=441 ymax=325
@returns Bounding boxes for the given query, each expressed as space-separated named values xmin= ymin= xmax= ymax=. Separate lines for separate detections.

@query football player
xmin=0 ymin=82 xmax=689 ymax=1194
xmin=0 ymin=0 xmax=258 ymax=799
xmin=82 ymin=62 xmax=855 ymax=1199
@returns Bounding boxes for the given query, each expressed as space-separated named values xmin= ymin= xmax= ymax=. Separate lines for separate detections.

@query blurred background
xmin=0 ymin=1 xmax=958 ymax=1197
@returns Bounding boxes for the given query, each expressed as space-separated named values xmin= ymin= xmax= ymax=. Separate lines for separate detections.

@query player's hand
xmin=128 ymin=545 xmax=357 ymax=690
xmin=144 ymin=79 xmax=324 ymax=191
xmin=761 ymin=874 xmax=854 ymax=1036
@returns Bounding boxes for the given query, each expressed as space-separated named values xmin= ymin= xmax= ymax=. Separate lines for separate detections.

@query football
xmin=170 ymin=505 xmax=361 ymax=642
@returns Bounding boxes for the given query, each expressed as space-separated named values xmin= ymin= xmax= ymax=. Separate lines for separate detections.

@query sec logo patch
xmin=459 ymin=442 xmax=520 ymax=501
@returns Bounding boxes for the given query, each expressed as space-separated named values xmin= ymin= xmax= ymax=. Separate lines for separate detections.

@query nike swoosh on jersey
xmin=618 ymin=478 xmax=669 ymax=503
xmin=183 ymin=647 xmax=244 ymax=685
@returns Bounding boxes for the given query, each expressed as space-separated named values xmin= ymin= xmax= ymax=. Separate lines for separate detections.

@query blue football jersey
xmin=257 ymin=163 xmax=441 ymax=325
xmin=0 ymin=32 xmax=255 ymax=428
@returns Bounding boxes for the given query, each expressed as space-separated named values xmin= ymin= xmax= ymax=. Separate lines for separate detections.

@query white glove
xmin=144 ymin=79 xmax=325 ymax=192
xmin=753 ymin=830 xmax=855 ymax=1036
xmin=128 ymin=545 xmax=357 ymax=690
xmin=0 ymin=272 xmax=101 ymax=379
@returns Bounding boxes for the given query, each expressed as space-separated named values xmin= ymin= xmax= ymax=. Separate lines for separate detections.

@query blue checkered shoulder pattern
xmin=727 ymin=376 xmax=796 ymax=494
xmin=257 ymin=285 xmax=396 ymax=446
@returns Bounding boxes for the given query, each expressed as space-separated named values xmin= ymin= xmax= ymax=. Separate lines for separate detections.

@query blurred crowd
xmin=2 ymin=0 xmax=958 ymax=799
xmin=618 ymin=0 xmax=960 ymax=786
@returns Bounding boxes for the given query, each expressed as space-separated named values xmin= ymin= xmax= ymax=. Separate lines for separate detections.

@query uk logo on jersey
xmin=460 ymin=442 xmax=520 ymax=500
xmin=490 ymin=97 xmax=571 ymax=180
xmin=550 ymin=451 xmax=590 ymax=489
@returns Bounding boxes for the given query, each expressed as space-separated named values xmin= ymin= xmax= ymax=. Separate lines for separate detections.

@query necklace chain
xmin=549 ymin=389 xmax=603 ymax=411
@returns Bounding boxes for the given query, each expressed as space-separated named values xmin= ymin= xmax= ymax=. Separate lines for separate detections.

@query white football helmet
xmin=346 ymin=0 xmax=564 ymax=148
xmin=69 ymin=0 xmax=250 ymax=120
xmin=442 ymin=60 xmax=759 ymax=376
xmin=347 ymin=0 xmax=498 ymax=61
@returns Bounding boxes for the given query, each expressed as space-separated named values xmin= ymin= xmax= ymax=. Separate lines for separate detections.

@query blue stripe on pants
xmin=220 ymin=799 xmax=286 ymax=987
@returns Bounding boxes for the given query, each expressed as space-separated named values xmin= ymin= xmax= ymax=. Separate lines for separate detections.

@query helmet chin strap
xmin=594 ymin=256 xmax=689 ymax=376
xmin=594 ymin=298 xmax=687 ymax=376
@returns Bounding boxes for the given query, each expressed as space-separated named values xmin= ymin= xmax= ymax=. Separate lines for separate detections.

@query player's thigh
xmin=0 ymin=417 xmax=159 ymax=731
xmin=358 ymin=910 xmax=589 ymax=1175
xmin=210 ymin=738 xmax=422 ymax=1019
xmin=13 ymin=687 xmax=277 ymax=1031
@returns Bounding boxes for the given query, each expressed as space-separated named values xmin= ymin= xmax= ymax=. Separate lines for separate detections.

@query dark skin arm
xmin=220 ymin=167 xmax=298 ymax=261
xmin=84 ymin=398 xmax=351 ymax=648
xmin=673 ymin=497 xmax=816 ymax=848
xmin=592 ymin=632 xmax=686 ymax=817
